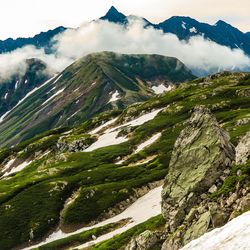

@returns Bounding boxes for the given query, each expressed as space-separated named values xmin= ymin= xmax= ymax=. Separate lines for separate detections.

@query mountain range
xmin=1 ymin=6 xmax=250 ymax=56
xmin=0 ymin=26 xmax=65 ymax=54
xmin=0 ymin=5 xmax=249 ymax=250
xmin=0 ymin=52 xmax=194 ymax=146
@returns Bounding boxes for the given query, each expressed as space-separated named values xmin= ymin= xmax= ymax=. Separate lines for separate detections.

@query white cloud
xmin=53 ymin=18 xmax=250 ymax=75
xmin=0 ymin=46 xmax=73 ymax=82
xmin=1 ymin=18 xmax=250 ymax=81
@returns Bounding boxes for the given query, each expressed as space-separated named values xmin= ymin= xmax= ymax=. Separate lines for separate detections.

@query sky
xmin=0 ymin=0 xmax=249 ymax=39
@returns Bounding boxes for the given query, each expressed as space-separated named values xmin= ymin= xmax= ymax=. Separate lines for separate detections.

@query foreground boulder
xmin=161 ymin=106 xmax=235 ymax=249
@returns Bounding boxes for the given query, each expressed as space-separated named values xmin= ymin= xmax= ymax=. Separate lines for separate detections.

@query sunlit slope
xmin=0 ymin=71 xmax=249 ymax=249
xmin=0 ymin=52 xmax=194 ymax=146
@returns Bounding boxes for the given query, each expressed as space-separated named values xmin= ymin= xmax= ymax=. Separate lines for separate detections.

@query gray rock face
xmin=161 ymin=106 xmax=235 ymax=249
xmin=235 ymin=131 xmax=250 ymax=165
xmin=57 ymin=137 xmax=96 ymax=152
xmin=125 ymin=230 xmax=166 ymax=250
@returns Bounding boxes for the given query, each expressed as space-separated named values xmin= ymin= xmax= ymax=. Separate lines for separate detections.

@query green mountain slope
xmin=0 ymin=71 xmax=249 ymax=249
xmin=0 ymin=58 xmax=50 ymax=118
xmin=0 ymin=52 xmax=195 ymax=146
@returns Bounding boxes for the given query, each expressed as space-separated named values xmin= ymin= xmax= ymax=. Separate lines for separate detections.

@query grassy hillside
xmin=0 ymin=71 xmax=249 ymax=249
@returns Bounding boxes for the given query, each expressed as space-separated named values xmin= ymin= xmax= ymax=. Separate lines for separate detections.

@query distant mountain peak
xmin=108 ymin=6 xmax=119 ymax=13
xmin=169 ymin=16 xmax=195 ymax=21
xmin=215 ymin=20 xmax=242 ymax=33
xmin=215 ymin=20 xmax=231 ymax=27
xmin=100 ymin=6 xmax=127 ymax=24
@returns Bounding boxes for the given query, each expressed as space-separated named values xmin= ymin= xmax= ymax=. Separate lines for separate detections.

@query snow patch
xmin=73 ymin=87 xmax=80 ymax=93
xmin=15 ymin=80 xmax=19 ymax=90
xmin=0 ymin=110 xmax=11 ymax=123
xmin=37 ymin=151 xmax=51 ymax=159
xmin=181 ymin=211 xmax=250 ymax=250
xmin=135 ymin=133 xmax=161 ymax=154
xmin=24 ymin=186 xmax=162 ymax=249
xmin=42 ymin=88 xmax=65 ymax=105
xmin=3 ymin=160 xmax=32 ymax=177
xmin=234 ymin=43 xmax=240 ymax=49
xmin=182 ymin=21 xmax=187 ymax=29
xmin=66 ymin=111 xmax=79 ymax=121
xmin=53 ymin=74 xmax=62 ymax=84
xmin=108 ymin=90 xmax=120 ymax=103
xmin=1 ymin=158 xmax=16 ymax=173
xmin=62 ymin=130 xmax=72 ymax=135
xmin=84 ymin=130 xmax=127 ymax=152
xmin=133 ymin=155 xmax=158 ymax=166
xmin=152 ymin=84 xmax=172 ymax=94
xmin=189 ymin=27 xmax=197 ymax=33
xmin=115 ymin=158 xmax=126 ymax=165
xmin=126 ymin=108 xmax=164 ymax=127
xmin=89 ymin=117 xmax=118 ymax=135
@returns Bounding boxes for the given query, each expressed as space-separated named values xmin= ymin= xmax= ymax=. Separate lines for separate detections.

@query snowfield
xmin=84 ymin=108 xmax=164 ymax=152
xmin=23 ymin=186 xmax=162 ymax=249
xmin=152 ymin=84 xmax=172 ymax=94
xmin=181 ymin=211 xmax=250 ymax=250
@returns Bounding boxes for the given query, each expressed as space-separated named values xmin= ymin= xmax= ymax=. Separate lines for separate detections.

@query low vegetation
xmin=0 ymin=72 xmax=249 ymax=249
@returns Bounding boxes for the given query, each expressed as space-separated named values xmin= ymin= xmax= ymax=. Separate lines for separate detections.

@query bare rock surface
xmin=161 ymin=106 xmax=235 ymax=249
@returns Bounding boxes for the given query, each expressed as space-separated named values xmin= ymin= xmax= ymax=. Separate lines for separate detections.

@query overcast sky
xmin=1 ymin=0 xmax=249 ymax=39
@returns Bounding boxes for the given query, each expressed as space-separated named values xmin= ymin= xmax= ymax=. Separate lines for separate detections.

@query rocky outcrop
xmin=235 ymin=131 xmax=250 ymax=165
xmin=56 ymin=136 xmax=96 ymax=152
xmin=125 ymin=230 xmax=166 ymax=250
xmin=125 ymin=107 xmax=249 ymax=250
xmin=161 ymin=106 xmax=235 ymax=249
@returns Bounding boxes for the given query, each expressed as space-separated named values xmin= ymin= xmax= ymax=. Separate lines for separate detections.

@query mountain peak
xmin=215 ymin=20 xmax=231 ymax=27
xmin=108 ymin=6 xmax=119 ymax=13
xmin=100 ymin=6 xmax=127 ymax=24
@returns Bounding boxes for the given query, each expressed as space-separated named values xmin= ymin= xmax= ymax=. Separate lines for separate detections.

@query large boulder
xmin=161 ymin=106 xmax=235 ymax=249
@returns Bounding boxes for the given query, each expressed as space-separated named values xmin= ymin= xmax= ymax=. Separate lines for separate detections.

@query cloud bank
xmin=0 ymin=46 xmax=73 ymax=82
xmin=1 ymin=18 xmax=250 ymax=82
xmin=54 ymin=19 xmax=250 ymax=75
